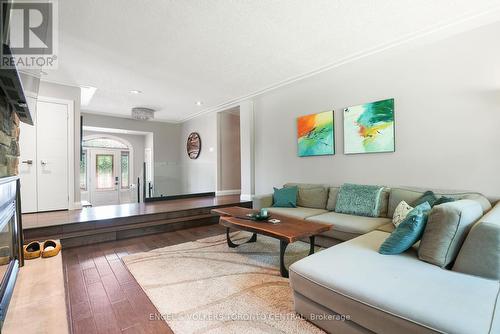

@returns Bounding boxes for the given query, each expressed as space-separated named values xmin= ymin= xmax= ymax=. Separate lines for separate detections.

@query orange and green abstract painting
xmin=297 ymin=111 xmax=334 ymax=157
xmin=343 ymin=98 xmax=395 ymax=154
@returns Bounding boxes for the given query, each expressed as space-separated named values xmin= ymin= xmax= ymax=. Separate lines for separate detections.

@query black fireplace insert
xmin=0 ymin=176 xmax=23 ymax=328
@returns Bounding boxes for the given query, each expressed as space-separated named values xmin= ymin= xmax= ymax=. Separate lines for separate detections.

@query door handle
xmin=22 ymin=160 xmax=33 ymax=165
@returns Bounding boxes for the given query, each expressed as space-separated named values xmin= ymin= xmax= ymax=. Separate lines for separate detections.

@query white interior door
xmin=36 ymin=101 xmax=69 ymax=211
xmin=18 ymin=97 xmax=37 ymax=213
xmin=90 ymin=149 xmax=120 ymax=206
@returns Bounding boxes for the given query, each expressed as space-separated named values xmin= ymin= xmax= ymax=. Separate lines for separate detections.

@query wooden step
xmin=23 ymin=196 xmax=252 ymax=248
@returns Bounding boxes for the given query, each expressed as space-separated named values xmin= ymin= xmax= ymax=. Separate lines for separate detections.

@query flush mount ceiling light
xmin=130 ymin=90 xmax=143 ymax=94
xmin=131 ymin=107 xmax=155 ymax=121
xmin=195 ymin=101 xmax=203 ymax=106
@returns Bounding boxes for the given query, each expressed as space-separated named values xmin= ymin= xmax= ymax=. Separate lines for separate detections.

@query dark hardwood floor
xmin=62 ymin=223 xmax=226 ymax=334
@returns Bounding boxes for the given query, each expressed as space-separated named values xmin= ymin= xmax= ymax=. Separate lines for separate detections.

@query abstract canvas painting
xmin=343 ymin=98 xmax=395 ymax=154
xmin=297 ymin=111 xmax=334 ymax=157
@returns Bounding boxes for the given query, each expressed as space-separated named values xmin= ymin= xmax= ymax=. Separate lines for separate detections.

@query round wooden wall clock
xmin=187 ymin=132 xmax=201 ymax=159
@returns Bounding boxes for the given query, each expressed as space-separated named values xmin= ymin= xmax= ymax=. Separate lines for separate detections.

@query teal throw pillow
xmin=335 ymin=183 xmax=384 ymax=217
xmin=272 ymin=186 xmax=298 ymax=208
xmin=413 ymin=191 xmax=438 ymax=207
xmin=414 ymin=191 xmax=457 ymax=207
xmin=433 ymin=196 xmax=455 ymax=206
xmin=379 ymin=202 xmax=432 ymax=255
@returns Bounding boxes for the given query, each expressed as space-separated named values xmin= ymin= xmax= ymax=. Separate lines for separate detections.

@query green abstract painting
xmin=343 ymin=98 xmax=395 ymax=154
xmin=297 ymin=111 xmax=334 ymax=157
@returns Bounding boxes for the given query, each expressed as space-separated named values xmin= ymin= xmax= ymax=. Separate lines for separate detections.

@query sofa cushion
xmin=252 ymin=193 xmax=273 ymax=210
xmin=297 ymin=187 xmax=329 ymax=209
xmin=272 ymin=186 xmax=298 ymax=208
xmin=306 ymin=212 xmax=390 ymax=239
xmin=378 ymin=188 xmax=390 ymax=217
xmin=388 ymin=188 xmax=491 ymax=217
xmin=453 ymin=202 xmax=500 ymax=280
xmin=289 ymin=231 xmax=500 ymax=334
xmin=284 ymin=183 xmax=329 ymax=208
xmin=418 ymin=200 xmax=483 ymax=268
xmin=266 ymin=207 xmax=328 ymax=220
xmin=284 ymin=182 xmax=328 ymax=189
xmin=325 ymin=187 xmax=339 ymax=211
xmin=335 ymin=184 xmax=384 ymax=217
xmin=379 ymin=202 xmax=431 ymax=255
xmin=376 ymin=223 xmax=395 ymax=233
xmin=460 ymin=193 xmax=492 ymax=213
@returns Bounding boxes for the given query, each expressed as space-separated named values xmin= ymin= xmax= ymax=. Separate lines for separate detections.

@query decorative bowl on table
xmin=245 ymin=210 xmax=271 ymax=221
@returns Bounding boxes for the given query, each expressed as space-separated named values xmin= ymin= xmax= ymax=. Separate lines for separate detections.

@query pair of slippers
xmin=23 ymin=240 xmax=61 ymax=260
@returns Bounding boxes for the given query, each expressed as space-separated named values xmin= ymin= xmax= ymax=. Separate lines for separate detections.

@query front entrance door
xmin=89 ymin=149 xmax=120 ymax=206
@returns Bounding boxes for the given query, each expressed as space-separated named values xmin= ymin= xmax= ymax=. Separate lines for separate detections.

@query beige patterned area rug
xmin=123 ymin=232 xmax=325 ymax=334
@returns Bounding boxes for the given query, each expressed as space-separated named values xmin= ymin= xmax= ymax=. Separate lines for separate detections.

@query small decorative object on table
xmin=246 ymin=208 xmax=271 ymax=221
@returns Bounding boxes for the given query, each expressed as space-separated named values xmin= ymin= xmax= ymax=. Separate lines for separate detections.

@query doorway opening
xmin=80 ymin=135 xmax=136 ymax=206
xmin=216 ymin=107 xmax=241 ymax=196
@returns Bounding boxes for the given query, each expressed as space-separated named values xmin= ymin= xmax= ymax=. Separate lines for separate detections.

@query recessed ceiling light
xmin=130 ymin=90 xmax=143 ymax=94
xmin=196 ymin=101 xmax=203 ymax=106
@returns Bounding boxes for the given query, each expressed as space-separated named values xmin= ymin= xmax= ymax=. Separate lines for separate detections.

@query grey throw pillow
xmin=453 ymin=203 xmax=500 ymax=280
xmin=418 ymin=200 xmax=483 ymax=268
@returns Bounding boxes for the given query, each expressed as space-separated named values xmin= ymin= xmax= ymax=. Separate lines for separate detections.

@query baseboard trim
xmin=216 ymin=189 xmax=241 ymax=196
xmin=144 ymin=192 xmax=216 ymax=202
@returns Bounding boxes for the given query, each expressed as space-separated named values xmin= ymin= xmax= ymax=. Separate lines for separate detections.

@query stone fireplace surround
xmin=0 ymin=95 xmax=19 ymax=178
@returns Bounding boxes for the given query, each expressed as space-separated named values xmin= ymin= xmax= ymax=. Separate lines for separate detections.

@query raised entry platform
xmin=23 ymin=195 xmax=252 ymax=248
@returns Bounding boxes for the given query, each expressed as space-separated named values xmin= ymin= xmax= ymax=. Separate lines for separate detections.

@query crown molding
xmin=178 ymin=6 xmax=500 ymax=123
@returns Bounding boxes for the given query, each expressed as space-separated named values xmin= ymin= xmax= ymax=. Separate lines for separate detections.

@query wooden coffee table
xmin=211 ymin=206 xmax=331 ymax=278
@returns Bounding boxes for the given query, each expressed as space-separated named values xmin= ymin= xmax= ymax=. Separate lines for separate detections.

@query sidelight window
xmin=121 ymin=151 xmax=130 ymax=189
xmin=80 ymin=150 xmax=87 ymax=190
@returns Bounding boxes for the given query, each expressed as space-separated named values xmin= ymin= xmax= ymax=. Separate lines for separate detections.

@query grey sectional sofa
xmin=253 ymin=183 xmax=499 ymax=334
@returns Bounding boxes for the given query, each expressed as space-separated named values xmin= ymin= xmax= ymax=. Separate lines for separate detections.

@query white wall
xmin=239 ymin=101 xmax=255 ymax=200
xmin=179 ymin=112 xmax=217 ymax=193
xmin=82 ymin=113 xmax=183 ymax=196
xmin=252 ymin=22 xmax=500 ymax=197
xmin=38 ymin=81 xmax=81 ymax=206
xmin=218 ymin=110 xmax=241 ymax=192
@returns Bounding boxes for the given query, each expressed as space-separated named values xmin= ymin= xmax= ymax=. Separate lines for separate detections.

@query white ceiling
xmin=45 ymin=0 xmax=500 ymax=122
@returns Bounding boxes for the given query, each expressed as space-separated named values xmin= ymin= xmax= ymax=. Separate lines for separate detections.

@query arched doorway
xmin=80 ymin=135 xmax=135 ymax=206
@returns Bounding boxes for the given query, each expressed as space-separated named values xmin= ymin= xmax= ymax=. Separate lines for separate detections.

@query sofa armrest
xmin=253 ymin=194 xmax=273 ymax=210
